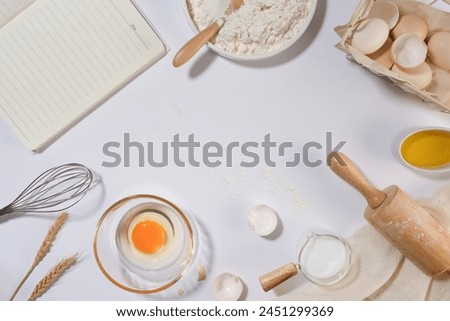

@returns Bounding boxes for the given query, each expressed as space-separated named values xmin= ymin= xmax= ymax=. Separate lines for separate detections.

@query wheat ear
xmin=9 ymin=212 xmax=69 ymax=301
xmin=28 ymin=254 xmax=78 ymax=301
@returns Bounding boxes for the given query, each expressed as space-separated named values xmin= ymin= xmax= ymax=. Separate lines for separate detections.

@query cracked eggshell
xmin=248 ymin=204 xmax=278 ymax=236
xmin=197 ymin=265 xmax=207 ymax=282
xmin=391 ymin=15 xmax=428 ymax=40
xmin=212 ymin=273 xmax=243 ymax=301
xmin=391 ymin=62 xmax=432 ymax=90
xmin=428 ymin=31 xmax=450 ymax=71
xmin=391 ymin=34 xmax=427 ymax=70
xmin=367 ymin=0 xmax=399 ymax=30
xmin=350 ymin=18 xmax=390 ymax=54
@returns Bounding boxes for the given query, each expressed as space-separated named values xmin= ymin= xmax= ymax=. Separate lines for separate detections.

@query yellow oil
xmin=401 ymin=129 xmax=450 ymax=169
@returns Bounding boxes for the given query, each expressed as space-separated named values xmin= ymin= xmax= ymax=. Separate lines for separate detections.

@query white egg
xmin=212 ymin=273 xmax=243 ymax=301
xmin=351 ymin=18 xmax=390 ymax=54
xmin=248 ymin=204 xmax=278 ymax=236
xmin=391 ymin=34 xmax=427 ymax=70
xmin=428 ymin=31 xmax=450 ymax=71
xmin=367 ymin=1 xmax=399 ymax=30
xmin=391 ymin=62 xmax=432 ymax=90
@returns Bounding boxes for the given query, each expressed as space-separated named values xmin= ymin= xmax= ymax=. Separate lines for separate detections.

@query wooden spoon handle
xmin=328 ymin=152 xmax=386 ymax=209
xmin=259 ymin=263 xmax=299 ymax=292
xmin=172 ymin=21 xmax=221 ymax=67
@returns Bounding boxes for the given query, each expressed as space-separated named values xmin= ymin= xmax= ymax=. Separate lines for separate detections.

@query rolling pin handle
xmin=328 ymin=152 xmax=387 ymax=209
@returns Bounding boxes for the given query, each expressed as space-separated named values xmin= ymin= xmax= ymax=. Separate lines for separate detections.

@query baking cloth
xmin=279 ymin=185 xmax=450 ymax=301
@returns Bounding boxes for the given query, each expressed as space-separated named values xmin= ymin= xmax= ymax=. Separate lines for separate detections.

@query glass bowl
xmin=93 ymin=194 xmax=196 ymax=294
xmin=297 ymin=233 xmax=351 ymax=286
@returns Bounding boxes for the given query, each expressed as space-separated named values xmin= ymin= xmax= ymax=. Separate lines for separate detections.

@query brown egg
xmin=368 ymin=37 xmax=394 ymax=69
xmin=428 ymin=31 xmax=450 ymax=70
xmin=391 ymin=15 xmax=428 ymax=40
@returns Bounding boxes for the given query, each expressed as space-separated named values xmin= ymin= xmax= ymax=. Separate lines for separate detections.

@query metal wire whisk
xmin=0 ymin=163 xmax=93 ymax=217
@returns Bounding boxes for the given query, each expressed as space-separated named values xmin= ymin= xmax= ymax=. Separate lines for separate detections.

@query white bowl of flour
xmin=183 ymin=0 xmax=318 ymax=61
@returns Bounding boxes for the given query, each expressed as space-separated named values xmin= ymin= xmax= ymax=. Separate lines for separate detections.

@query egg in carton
xmin=335 ymin=0 xmax=450 ymax=113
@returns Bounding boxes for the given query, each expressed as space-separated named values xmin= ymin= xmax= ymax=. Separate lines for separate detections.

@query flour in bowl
xmin=187 ymin=0 xmax=313 ymax=56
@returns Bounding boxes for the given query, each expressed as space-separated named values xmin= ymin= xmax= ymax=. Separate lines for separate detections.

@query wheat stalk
xmin=9 ymin=212 xmax=69 ymax=301
xmin=28 ymin=254 xmax=78 ymax=301
xmin=33 ymin=212 xmax=69 ymax=264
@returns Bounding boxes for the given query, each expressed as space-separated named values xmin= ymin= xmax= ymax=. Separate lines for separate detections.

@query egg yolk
xmin=131 ymin=220 xmax=166 ymax=254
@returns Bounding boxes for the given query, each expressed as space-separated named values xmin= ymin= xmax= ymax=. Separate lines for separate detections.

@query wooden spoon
xmin=173 ymin=0 xmax=244 ymax=67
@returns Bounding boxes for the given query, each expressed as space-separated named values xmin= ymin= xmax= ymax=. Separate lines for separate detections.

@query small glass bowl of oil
xmin=395 ymin=127 xmax=450 ymax=175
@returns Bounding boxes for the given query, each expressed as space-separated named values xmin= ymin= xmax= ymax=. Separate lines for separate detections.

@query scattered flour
xmin=187 ymin=0 xmax=312 ymax=55
xmin=207 ymin=165 xmax=311 ymax=214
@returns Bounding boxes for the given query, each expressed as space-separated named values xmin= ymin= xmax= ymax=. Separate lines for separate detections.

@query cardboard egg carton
xmin=335 ymin=0 xmax=450 ymax=113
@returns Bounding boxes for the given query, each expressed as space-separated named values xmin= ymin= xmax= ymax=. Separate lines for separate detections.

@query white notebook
xmin=0 ymin=0 xmax=167 ymax=151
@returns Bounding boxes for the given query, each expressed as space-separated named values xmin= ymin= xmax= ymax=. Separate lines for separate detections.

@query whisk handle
xmin=0 ymin=206 xmax=12 ymax=217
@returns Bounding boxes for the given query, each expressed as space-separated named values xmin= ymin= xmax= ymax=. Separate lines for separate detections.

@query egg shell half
xmin=391 ymin=62 xmax=432 ymax=90
xmin=391 ymin=15 xmax=428 ymax=40
xmin=351 ymin=18 xmax=390 ymax=55
xmin=212 ymin=273 xmax=244 ymax=301
xmin=391 ymin=34 xmax=427 ymax=70
xmin=368 ymin=37 xmax=394 ymax=69
xmin=248 ymin=204 xmax=278 ymax=236
xmin=367 ymin=0 xmax=399 ymax=30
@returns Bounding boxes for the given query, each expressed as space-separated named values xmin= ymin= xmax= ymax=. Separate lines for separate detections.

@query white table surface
xmin=1 ymin=0 xmax=449 ymax=301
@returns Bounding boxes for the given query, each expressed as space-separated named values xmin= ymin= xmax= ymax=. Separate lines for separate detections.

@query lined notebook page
xmin=0 ymin=0 xmax=166 ymax=151
xmin=0 ymin=0 xmax=34 ymax=27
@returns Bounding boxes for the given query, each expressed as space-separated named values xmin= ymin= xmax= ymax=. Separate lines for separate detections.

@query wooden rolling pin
xmin=328 ymin=152 xmax=450 ymax=277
